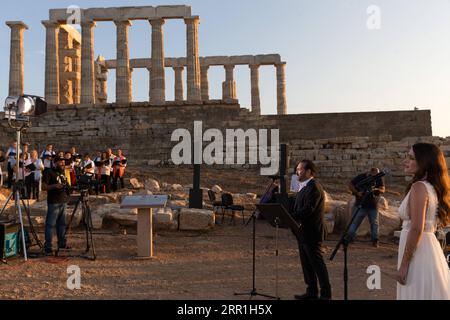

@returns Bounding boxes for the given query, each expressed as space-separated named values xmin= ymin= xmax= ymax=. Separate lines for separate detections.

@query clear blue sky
xmin=1 ymin=0 xmax=449 ymax=137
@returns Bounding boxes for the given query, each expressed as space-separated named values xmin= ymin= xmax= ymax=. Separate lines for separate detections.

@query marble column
xmin=222 ymin=64 xmax=236 ymax=102
xmin=200 ymin=65 xmax=209 ymax=101
xmin=80 ymin=20 xmax=96 ymax=104
xmin=129 ymin=67 xmax=133 ymax=102
xmin=95 ymin=55 xmax=108 ymax=104
xmin=6 ymin=21 xmax=28 ymax=97
xmin=185 ymin=16 xmax=202 ymax=103
xmin=73 ymin=42 xmax=81 ymax=104
xmin=173 ymin=67 xmax=184 ymax=102
xmin=149 ymin=19 xmax=165 ymax=105
xmin=58 ymin=29 xmax=73 ymax=104
xmin=146 ymin=67 xmax=152 ymax=101
xmin=115 ymin=20 xmax=132 ymax=104
xmin=42 ymin=20 xmax=60 ymax=104
xmin=276 ymin=62 xmax=287 ymax=115
xmin=249 ymin=64 xmax=261 ymax=115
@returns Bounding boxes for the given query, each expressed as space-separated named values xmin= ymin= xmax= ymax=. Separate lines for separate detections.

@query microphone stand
xmin=329 ymin=188 xmax=374 ymax=300
xmin=234 ymin=178 xmax=279 ymax=300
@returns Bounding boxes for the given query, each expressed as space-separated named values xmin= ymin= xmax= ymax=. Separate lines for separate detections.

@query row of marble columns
xmin=40 ymin=17 xmax=202 ymax=106
xmin=9 ymin=18 xmax=287 ymax=115
xmin=149 ymin=62 xmax=287 ymax=115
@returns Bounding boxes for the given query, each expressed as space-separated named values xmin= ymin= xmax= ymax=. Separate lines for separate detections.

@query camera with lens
xmin=355 ymin=171 xmax=386 ymax=193
xmin=72 ymin=166 xmax=97 ymax=195
xmin=77 ymin=174 xmax=95 ymax=190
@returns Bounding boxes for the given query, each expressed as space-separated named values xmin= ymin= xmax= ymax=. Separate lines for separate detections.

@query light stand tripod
xmin=329 ymin=189 xmax=373 ymax=300
xmin=234 ymin=209 xmax=279 ymax=300
xmin=65 ymin=188 xmax=96 ymax=261
xmin=0 ymin=120 xmax=43 ymax=261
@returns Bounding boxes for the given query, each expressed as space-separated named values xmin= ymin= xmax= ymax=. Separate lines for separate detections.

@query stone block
xmin=202 ymin=56 xmax=229 ymax=66
xmin=254 ymin=54 xmax=281 ymax=65
xmin=156 ymin=5 xmax=191 ymax=18
xmin=179 ymin=208 xmax=215 ymax=231
xmin=145 ymin=178 xmax=160 ymax=192
xmin=228 ymin=55 xmax=255 ymax=65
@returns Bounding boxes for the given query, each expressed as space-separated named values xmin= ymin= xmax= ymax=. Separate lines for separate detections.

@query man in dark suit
xmin=292 ymin=159 xmax=332 ymax=300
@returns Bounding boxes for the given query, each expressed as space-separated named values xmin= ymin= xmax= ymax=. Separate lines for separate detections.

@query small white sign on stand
xmin=120 ymin=195 xmax=168 ymax=258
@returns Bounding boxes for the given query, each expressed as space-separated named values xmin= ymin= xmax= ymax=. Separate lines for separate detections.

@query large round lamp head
xmin=17 ymin=96 xmax=35 ymax=115
xmin=3 ymin=95 xmax=47 ymax=121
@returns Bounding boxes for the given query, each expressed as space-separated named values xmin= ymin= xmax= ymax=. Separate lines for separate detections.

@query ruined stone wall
xmin=289 ymin=135 xmax=450 ymax=181
xmin=0 ymin=103 xmax=437 ymax=182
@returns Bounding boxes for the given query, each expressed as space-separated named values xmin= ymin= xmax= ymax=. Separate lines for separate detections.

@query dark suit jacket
xmin=293 ymin=179 xmax=326 ymax=244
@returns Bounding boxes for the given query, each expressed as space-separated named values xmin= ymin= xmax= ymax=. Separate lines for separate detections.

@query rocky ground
xmin=0 ymin=167 xmax=409 ymax=300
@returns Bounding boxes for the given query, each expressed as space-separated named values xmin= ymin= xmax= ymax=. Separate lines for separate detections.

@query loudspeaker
xmin=189 ymin=188 xmax=203 ymax=209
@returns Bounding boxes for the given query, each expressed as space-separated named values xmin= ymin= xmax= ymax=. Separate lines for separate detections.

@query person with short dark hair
xmin=28 ymin=150 xmax=44 ymax=200
xmin=347 ymin=167 xmax=385 ymax=247
xmin=22 ymin=142 xmax=30 ymax=160
xmin=69 ymin=146 xmax=80 ymax=161
xmin=82 ymin=153 xmax=95 ymax=175
xmin=290 ymin=161 xmax=301 ymax=193
xmin=14 ymin=153 xmax=29 ymax=197
xmin=41 ymin=144 xmax=56 ymax=171
xmin=292 ymin=159 xmax=332 ymax=300
xmin=100 ymin=151 xmax=112 ymax=193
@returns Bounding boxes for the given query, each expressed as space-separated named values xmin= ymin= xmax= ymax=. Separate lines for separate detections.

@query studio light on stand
xmin=0 ymin=95 xmax=47 ymax=261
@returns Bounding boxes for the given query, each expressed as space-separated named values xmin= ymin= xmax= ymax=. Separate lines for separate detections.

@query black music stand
xmin=258 ymin=204 xmax=301 ymax=300
xmin=257 ymin=204 xmax=300 ymax=237
xmin=237 ymin=203 xmax=299 ymax=300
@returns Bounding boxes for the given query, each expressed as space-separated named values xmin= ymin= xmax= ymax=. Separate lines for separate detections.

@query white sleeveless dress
xmin=397 ymin=181 xmax=450 ymax=300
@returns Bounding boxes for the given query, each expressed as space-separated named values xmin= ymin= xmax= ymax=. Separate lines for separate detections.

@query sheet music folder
xmin=255 ymin=203 xmax=301 ymax=238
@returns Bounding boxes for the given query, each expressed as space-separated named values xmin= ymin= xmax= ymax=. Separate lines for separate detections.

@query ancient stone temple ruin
xmin=3 ymin=5 xmax=444 ymax=182
xmin=6 ymin=5 xmax=287 ymax=115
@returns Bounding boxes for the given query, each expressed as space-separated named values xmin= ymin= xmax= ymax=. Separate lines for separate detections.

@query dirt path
xmin=0 ymin=222 xmax=399 ymax=300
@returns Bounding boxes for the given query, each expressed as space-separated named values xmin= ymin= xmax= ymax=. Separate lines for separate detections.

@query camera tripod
xmin=65 ymin=189 xmax=96 ymax=261
xmin=0 ymin=124 xmax=43 ymax=262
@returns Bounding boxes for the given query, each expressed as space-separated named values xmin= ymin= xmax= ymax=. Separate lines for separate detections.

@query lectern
xmin=121 ymin=195 xmax=168 ymax=258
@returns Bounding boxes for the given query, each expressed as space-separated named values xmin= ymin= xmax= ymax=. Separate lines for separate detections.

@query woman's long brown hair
xmin=406 ymin=143 xmax=450 ymax=226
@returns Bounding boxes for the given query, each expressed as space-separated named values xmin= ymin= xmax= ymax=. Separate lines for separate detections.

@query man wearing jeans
xmin=347 ymin=167 xmax=385 ymax=248
xmin=42 ymin=156 xmax=70 ymax=255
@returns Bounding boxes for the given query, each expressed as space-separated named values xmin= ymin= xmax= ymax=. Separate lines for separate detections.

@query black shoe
xmin=319 ymin=295 xmax=332 ymax=300
xmin=294 ymin=293 xmax=319 ymax=300
xmin=372 ymin=240 xmax=379 ymax=248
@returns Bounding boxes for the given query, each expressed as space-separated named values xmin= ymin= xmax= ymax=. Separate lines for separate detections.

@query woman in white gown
xmin=397 ymin=143 xmax=450 ymax=300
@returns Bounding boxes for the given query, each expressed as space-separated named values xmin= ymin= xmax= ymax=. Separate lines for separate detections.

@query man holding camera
xmin=42 ymin=156 xmax=70 ymax=255
xmin=347 ymin=167 xmax=385 ymax=248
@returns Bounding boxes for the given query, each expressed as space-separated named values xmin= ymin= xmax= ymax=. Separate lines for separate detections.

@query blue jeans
xmin=347 ymin=206 xmax=379 ymax=242
xmin=45 ymin=203 xmax=67 ymax=252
